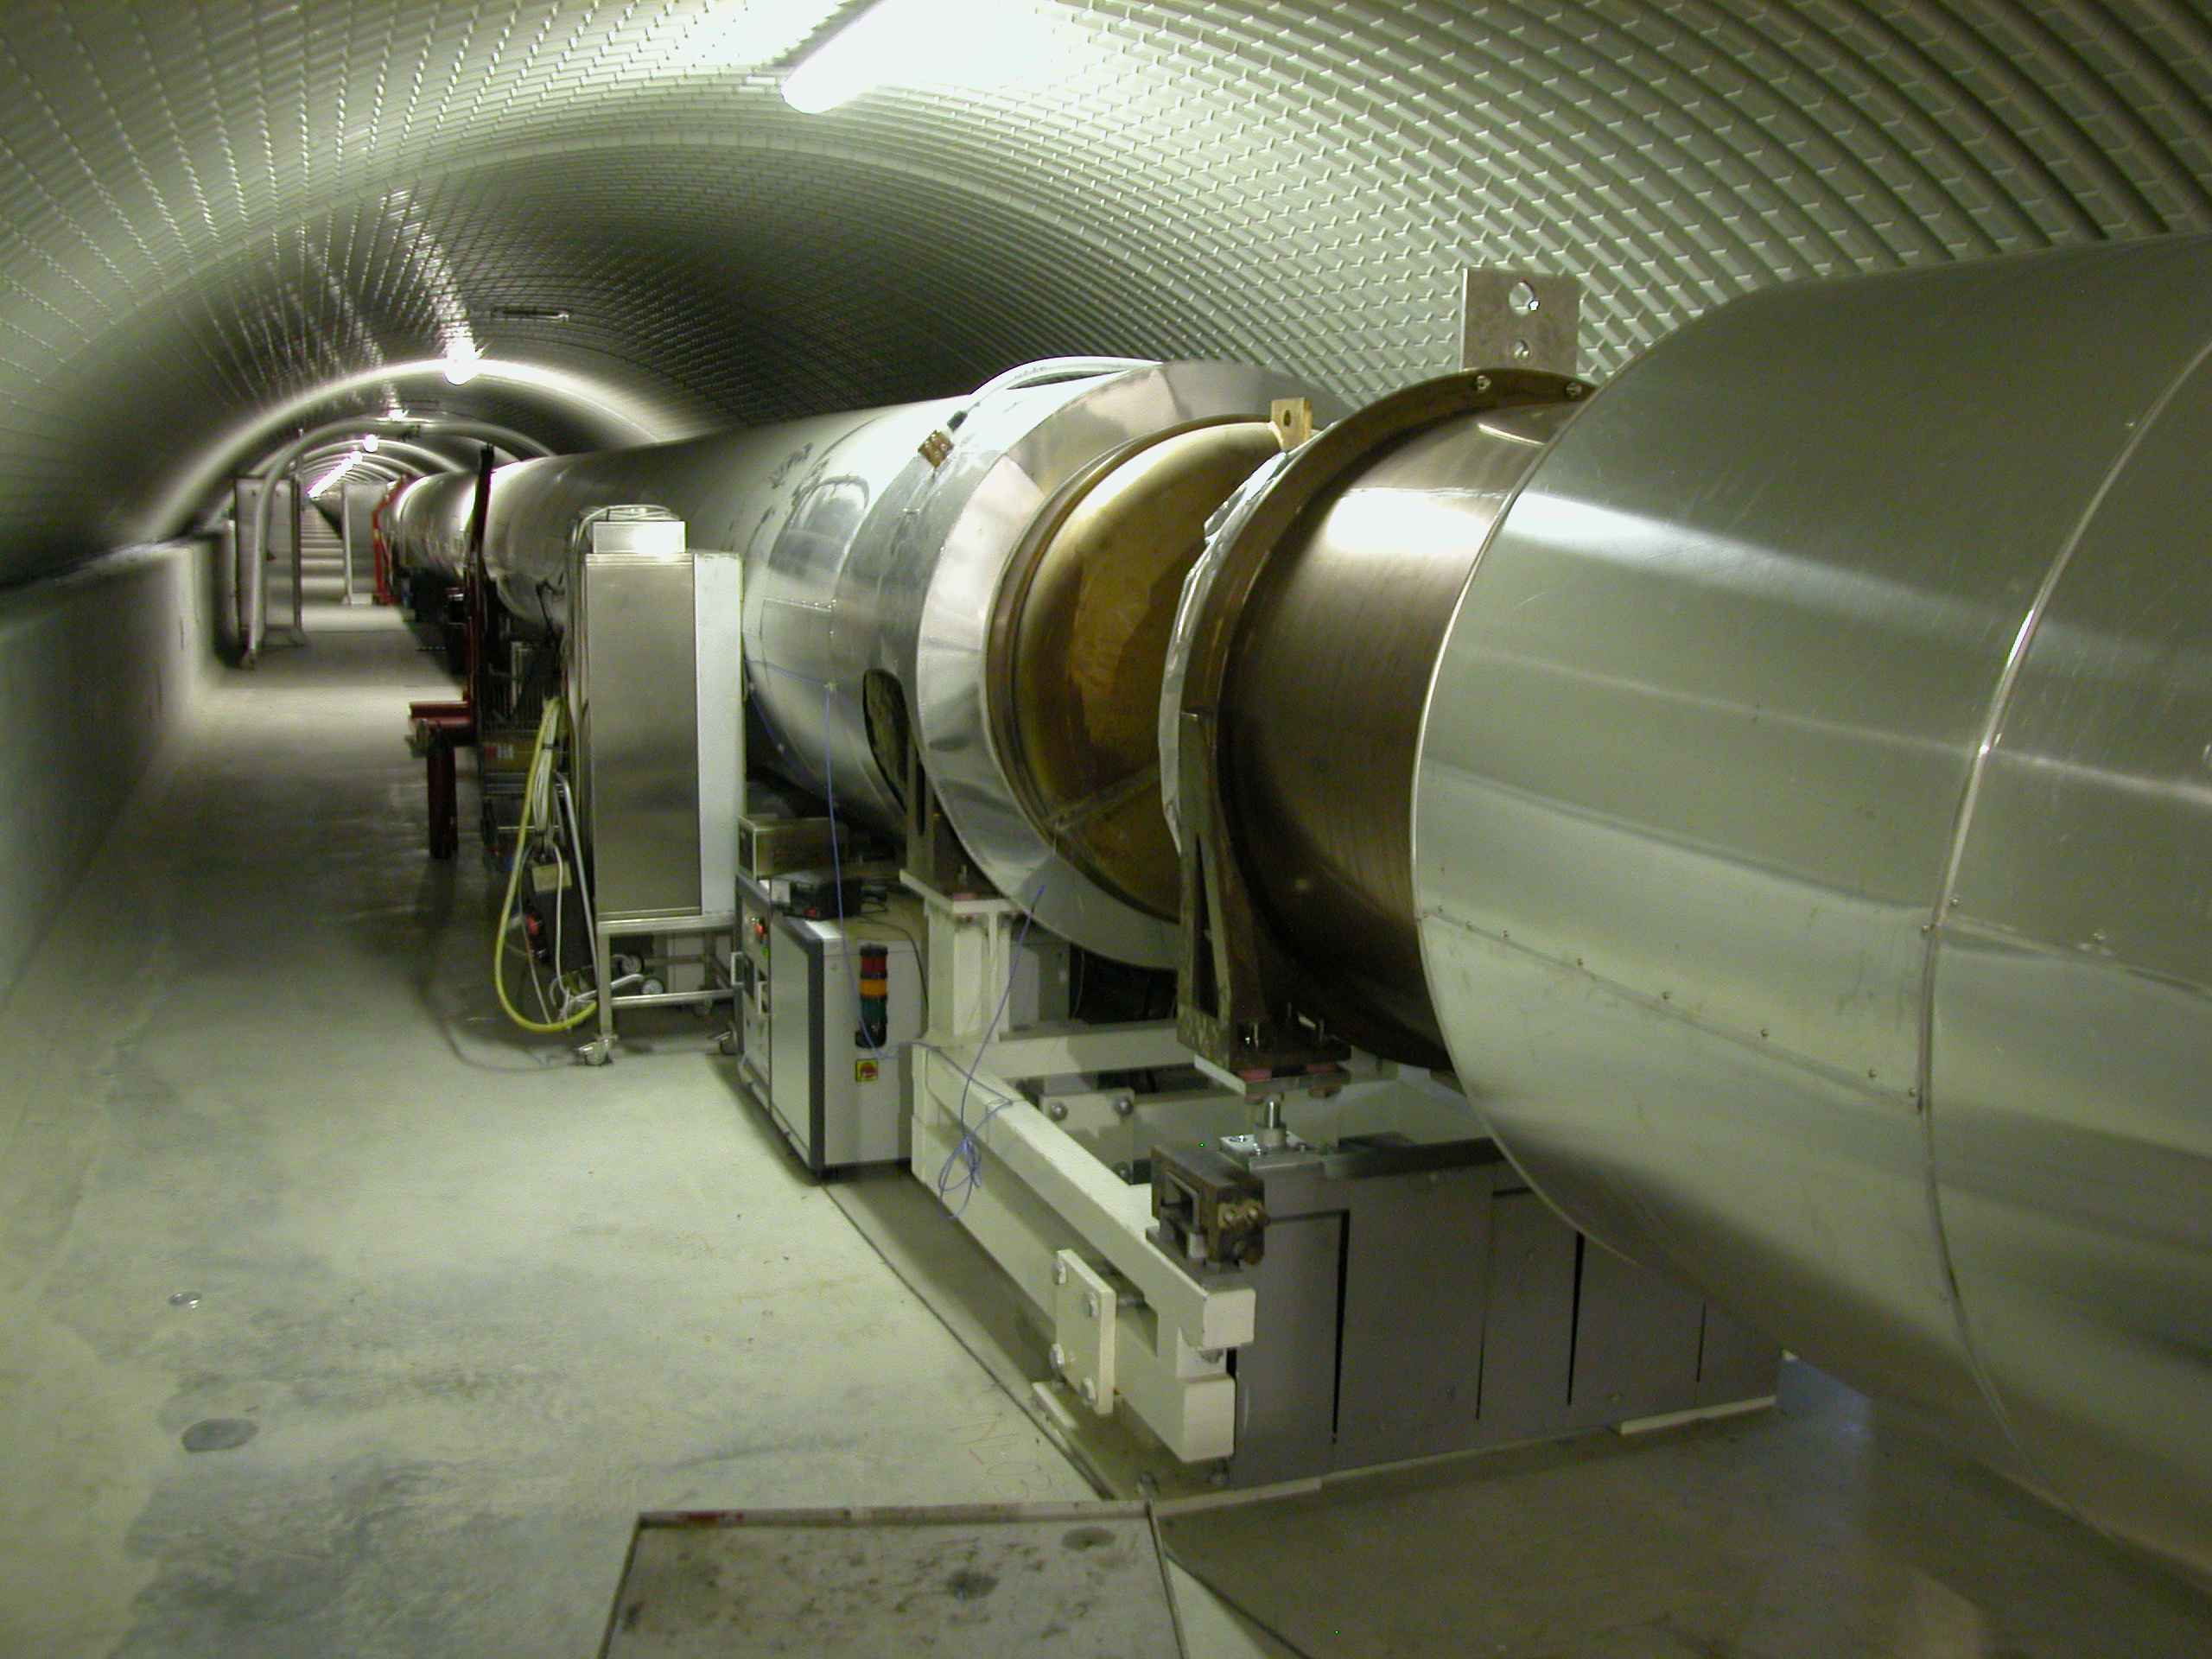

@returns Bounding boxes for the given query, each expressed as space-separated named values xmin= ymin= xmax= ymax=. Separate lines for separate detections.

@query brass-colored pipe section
xmin=1227 ymin=395 xmax=1581 ymax=1060
xmin=988 ymin=416 xmax=1283 ymax=919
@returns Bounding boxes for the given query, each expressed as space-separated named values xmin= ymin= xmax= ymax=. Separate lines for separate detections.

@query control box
xmin=736 ymin=873 xmax=923 ymax=1176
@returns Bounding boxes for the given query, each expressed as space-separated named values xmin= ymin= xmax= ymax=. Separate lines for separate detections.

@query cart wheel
xmin=718 ymin=1033 xmax=741 ymax=1058
xmin=576 ymin=1038 xmax=613 ymax=1067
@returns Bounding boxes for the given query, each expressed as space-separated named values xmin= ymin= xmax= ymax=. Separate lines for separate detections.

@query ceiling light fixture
xmin=306 ymin=451 xmax=361 ymax=497
xmin=673 ymin=0 xmax=848 ymax=71
xmin=780 ymin=0 xmax=1060 ymax=113
xmin=781 ymin=0 xmax=932 ymax=112
xmin=442 ymin=340 xmax=484 ymax=385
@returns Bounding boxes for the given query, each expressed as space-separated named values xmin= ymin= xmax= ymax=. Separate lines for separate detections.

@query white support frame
xmin=904 ymin=876 xmax=1249 ymax=1464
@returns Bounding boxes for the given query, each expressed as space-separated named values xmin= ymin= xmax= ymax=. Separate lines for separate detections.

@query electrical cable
xmin=822 ymin=678 xmax=911 ymax=1077
xmin=731 ymin=661 xmax=910 ymax=1090
xmin=493 ymin=696 xmax=598 ymax=1033
xmin=800 ymin=664 xmax=1042 ymax=1214
xmin=552 ymin=770 xmax=605 ymax=1022
xmin=758 ymin=658 xmax=1036 ymax=1210
xmin=931 ymin=880 xmax=1046 ymax=1217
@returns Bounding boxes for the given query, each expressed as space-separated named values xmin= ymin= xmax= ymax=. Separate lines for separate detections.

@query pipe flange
xmin=1171 ymin=367 xmax=1589 ymax=736
xmin=1167 ymin=366 xmax=1590 ymax=1070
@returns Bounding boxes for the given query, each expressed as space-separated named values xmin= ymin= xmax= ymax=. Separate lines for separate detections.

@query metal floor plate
xmin=601 ymin=1502 xmax=1185 ymax=1656
xmin=1156 ymin=1363 xmax=2212 ymax=1658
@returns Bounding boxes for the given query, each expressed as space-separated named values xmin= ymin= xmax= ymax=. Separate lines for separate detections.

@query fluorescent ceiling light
xmin=784 ymin=0 xmax=920 ymax=111
xmin=442 ymin=340 xmax=483 ymax=385
xmin=673 ymin=0 xmax=849 ymax=69
xmin=782 ymin=0 xmax=1057 ymax=112
xmin=307 ymin=451 xmax=360 ymax=497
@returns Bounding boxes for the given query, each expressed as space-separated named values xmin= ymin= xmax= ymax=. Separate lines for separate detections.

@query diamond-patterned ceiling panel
xmin=0 ymin=0 xmax=2206 ymax=583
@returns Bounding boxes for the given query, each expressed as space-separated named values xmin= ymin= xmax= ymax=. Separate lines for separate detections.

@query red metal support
xmin=370 ymin=492 xmax=396 ymax=606
xmin=409 ymin=699 xmax=474 ymax=860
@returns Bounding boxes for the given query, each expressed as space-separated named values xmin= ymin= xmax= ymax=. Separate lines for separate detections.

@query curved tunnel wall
xmin=0 ymin=2 xmax=2209 ymax=581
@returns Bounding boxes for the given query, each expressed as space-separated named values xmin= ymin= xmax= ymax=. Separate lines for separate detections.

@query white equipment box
xmin=736 ymin=875 xmax=922 ymax=1176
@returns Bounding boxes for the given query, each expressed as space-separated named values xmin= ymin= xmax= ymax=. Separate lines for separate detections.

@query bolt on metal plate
xmin=1461 ymin=269 xmax=1581 ymax=375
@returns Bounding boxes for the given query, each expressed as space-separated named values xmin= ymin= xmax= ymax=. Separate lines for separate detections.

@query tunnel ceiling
xmin=1 ymin=0 xmax=2209 ymax=584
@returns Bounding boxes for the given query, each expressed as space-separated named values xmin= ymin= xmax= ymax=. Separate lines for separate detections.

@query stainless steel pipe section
xmin=1224 ymin=397 xmax=1578 ymax=1063
xmin=385 ymin=360 xmax=1316 ymax=963
xmin=1412 ymin=235 xmax=2212 ymax=1575
xmin=379 ymin=468 xmax=476 ymax=602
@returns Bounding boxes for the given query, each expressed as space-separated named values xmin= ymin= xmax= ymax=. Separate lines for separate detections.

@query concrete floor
xmin=0 ymin=609 xmax=1095 ymax=1656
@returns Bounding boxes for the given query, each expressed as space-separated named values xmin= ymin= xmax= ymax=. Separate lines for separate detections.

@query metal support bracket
xmin=1152 ymin=1143 xmax=1268 ymax=1271
xmin=1051 ymin=1250 xmax=1121 ymax=1414
xmin=1460 ymin=268 xmax=1581 ymax=375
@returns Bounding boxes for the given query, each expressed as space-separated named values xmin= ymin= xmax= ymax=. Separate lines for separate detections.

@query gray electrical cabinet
xmin=736 ymin=874 xmax=923 ymax=1176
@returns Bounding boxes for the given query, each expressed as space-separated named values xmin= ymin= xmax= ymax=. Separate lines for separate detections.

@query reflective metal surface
xmin=911 ymin=360 xmax=1324 ymax=966
xmin=1225 ymin=399 xmax=1575 ymax=1058
xmin=381 ymin=468 xmax=480 ymax=586
xmin=993 ymin=417 xmax=1282 ymax=920
xmin=385 ymin=360 xmax=1323 ymax=963
xmin=573 ymin=521 xmax=700 ymax=921
xmin=1934 ymin=332 xmax=2212 ymax=1576
xmin=724 ymin=399 xmax=956 ymax=829
xmin=383 ymin=398 xmax=958 ymax=831
xmin=1409 ymin=234 xmax=2212 ymax=1574
xmin=1157 ymin=368 xmax=1582 ymax=1071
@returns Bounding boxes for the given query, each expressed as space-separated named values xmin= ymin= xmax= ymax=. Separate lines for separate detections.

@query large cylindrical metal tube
xmin=1224 ymin=397 xmax=1579 ymax=1063
xmin=387 ymin=360 xmax=1322 ymax=963
xmin=382 ymin=399 xmax=941 ymax=641
xmin=1160 ymin=368 xmax=1588 ymax=1068
xmin=1407 ymin=235 xmax=2212 ymax=1575
xmin=989 ymin=416 xmax=1286 ymax=921
xmin=382 ymin=469 xmax=480 ymax=582
xmin=385 ymin=400 xmax=951 ymax=828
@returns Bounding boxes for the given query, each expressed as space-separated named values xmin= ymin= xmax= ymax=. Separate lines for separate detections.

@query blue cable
xmin=814 ymin=671 xmax=1041 ymax=1215
xmin=751 ymin=662 xmax=888 ymax=1068
xmin=931 ymin=878 xmax=1046 ymax=1217
xmin=820 ymin=678 xmax=894 ymax=1073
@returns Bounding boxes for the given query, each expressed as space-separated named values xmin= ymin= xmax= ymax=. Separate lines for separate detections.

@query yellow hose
xmin=493 ymin=698 xmax=597 ymax=1033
